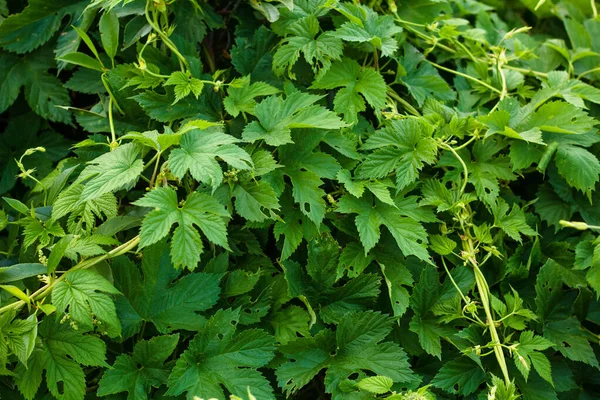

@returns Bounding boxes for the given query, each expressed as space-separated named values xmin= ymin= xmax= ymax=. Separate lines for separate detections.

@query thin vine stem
xmin=497 ymin=52 xmax=508 ymax=101
xmin=452 ymin=135 xmax=477 ymax=151
xmin=455 ymin=40 xmax=479 ymax=63
xmin=108 ymin=97 xmax=117 ymax=146
xmin=578 ymin=67 xmax=600 ymax=79
xmin=149 ymin=152 xmax=162 ymax=187
xmin=100 ymin=74 xmax=125 ymax=115
xmin=387 ymin=89 xmax=421 ymax=117
xmin=441 ymin=257 xmax=487 ymax=327
xmin=144 ymin=0 xmax=188 ymax=72
xmin=439 ymin=142 xmax=469 ymax=197
xmin=0 ymin=236 xmax=140 ymax=316
xmin=441 ymin=256 xmax=469 ymax=305
xmin=503 ymin=65 xmax=548 ymax=78
xmin=427 ymin=60 xmax=502 ymax=95
xmin=394 ymin=16 xmax=457 ymax=55
xmin=442 ymin=138 xmax=512 ymax=386
xmin=471 ymin=259 xmax=511 ymax=386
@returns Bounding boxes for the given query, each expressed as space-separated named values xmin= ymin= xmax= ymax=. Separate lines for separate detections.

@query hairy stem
xmin=469 ymin=249 xmax=511 ymax=386
xmin=446 ymin=141 xmax=511 ymax=385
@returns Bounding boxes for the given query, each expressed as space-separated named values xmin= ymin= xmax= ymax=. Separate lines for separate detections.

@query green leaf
xmin=337 ymin=193 xmax=429 ymax=260
xmin=409 ymin=265 xmax=454 ymax=358
xmin=87 ymin=0 xmax=137 ymax=10
xmin=0 ymin=263 xmax=47 ymax=283
xmin=79 ymin=143 xmax=144 ymax=201
xmin=98 ymin=334 xmax=179 ymax=399
xmin=132 ymin=90 xmax=209 ymax=123
xmin=242 ymin=89 xmax=347 ymax=146
xmin=480 ymin=109 xmax=544 ymax=144
xmin=277 ymin=311 xmax=413 ymax=396
xmin=311 ymin=57 xmax=386 ymax=124
xmin=378 ymin=251 xmax=413 ymax=318
xmin=273 ymin=192 xmax=309 ymax=260
xmin=0 ymin=52 xmax=23 ymax=113
xmin=543 ymin=317 xmax=599 ymax=369
xmin=272 ymin=15 xmax=343 ymax=78
xmin=14 ymin=319 xmax=107 ymax=400
xmin=25 ymin=71 xmax=72 ymax=124
xmin=0 ymin=51 xmax=72 ymax=123
xmin=3 ymin=197 xmax=30 ymax=214
xmin=431 ymin=357 xmax=487 ymax=396
xmin=232 ymin=180 xmax=280 ymax=222
xmin=168 ymin=128 xmax=253 ymax=191
xmin=555 ymin=145 xmax=600 ymax=193
xmin=334 ymin=5 xmax=402 ymax=56
xmin=0 ymin=312 xmax=38 ymax=367
xmin=0 ymin=284 xmax=31 ymax=303
xmin=166 ymin=309 xmax=276 ymax=400
xmin=514 ymin=331 xmax=554 ymax=385
xmin=55 ymin=10 xmax=97 ymax=71
xmin=0 ymin=0 xmax=83 ymax=54
xmin=52 ymin=270 xmax=121 ymax=337
xmin=71 ymin=26 xmax=101 ymax=61
xmin=396 ymin=44 xmax=456 ymax=106
xmin=53 ymin=184 xmax=118 ymax=233
xmin=112 ymin=242 xmax=222 ymax=338
xmin=133 ymin=187 xmax=230 ymax=269
xmin=356 ymin=376 xmax=394 ymax=394
xmin=47 ymin=235 xmax=74 ymax=273
xmin=288 ymin=169 xmax=327 ymax=226
xmin=429 ymin=235 xmax=457 ymax=256
xmin=99 ymin=10 xmax=119 ymax=60
xmin=438 ymin=139 xmax=516 ymax=205
xmin=281 ymin=236 xmax=382 ymax=325
xmin=224 ymin=75 xmax=280 ymax=117
xmin=356 ymin=119 xmax=438 ymax=191
xmin=491 ymin=199 xmax=537 ymax=243
xmin=121 ymin=129 xmax=183 ymax=152
xmin=529 ymin=101 xmax=596 ymax=134
xmin=0 ymin=209 xmax=7 ymax=230
xmin=22 ymin=218 xmax=65 ymax=250
xmin=337 ymin=241 xmax=374 ymax=278
xmin=164 ymin=71 xmax=204 ymax=104
xmin=57 ymin=52 xmax=104 ymax=71
xmin=269 ymin=305 xmax=311 ymax=345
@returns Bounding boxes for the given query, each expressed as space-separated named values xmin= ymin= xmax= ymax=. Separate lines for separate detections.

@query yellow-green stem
xmin=0 ymin=236 xmax=140 ymax=316
xmin=447 ymin=141 xmax=511 ymax=385
xmin=108 ymin=97 xmax=117 ymax=146
xmin=145 ymin=0 xmax=188 ymax=72
xmin=504 ymin=65 xmax=548 ymax=78
xmin=428 ymin=60 xmax=502 ymax=95
xmin=388 ymin=89 xmax=421 ymax=117
xmin=465 ymin=236 xmax=511 ymax=386
xmin=440 ymin=143 xmax=468 ymax=197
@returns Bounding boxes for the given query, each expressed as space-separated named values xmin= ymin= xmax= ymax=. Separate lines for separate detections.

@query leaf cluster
xmin=0 ymin=0 xmax=600 ymax=399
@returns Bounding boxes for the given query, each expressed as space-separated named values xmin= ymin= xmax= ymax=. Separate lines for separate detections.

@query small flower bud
xmin=23 ymin=147 xmax=46 ymax=156
xmin=388 ymin=0 xmax=397 ymax=13
xmin=518 ymin=354 xmax=529 ymax=370
xmin=153 ymin=0 xmax=167 ymax=12
xmin=559 ymin=220 xmax=589 ymax=230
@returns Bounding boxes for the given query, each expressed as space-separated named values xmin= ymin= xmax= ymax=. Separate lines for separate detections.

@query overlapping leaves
xmin=1 ymin=1 xmax=600 ymax=400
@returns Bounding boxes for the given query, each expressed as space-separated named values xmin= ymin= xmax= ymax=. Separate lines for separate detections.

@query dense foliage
xmin=2 ymin=0 xmax=600 ymax=398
